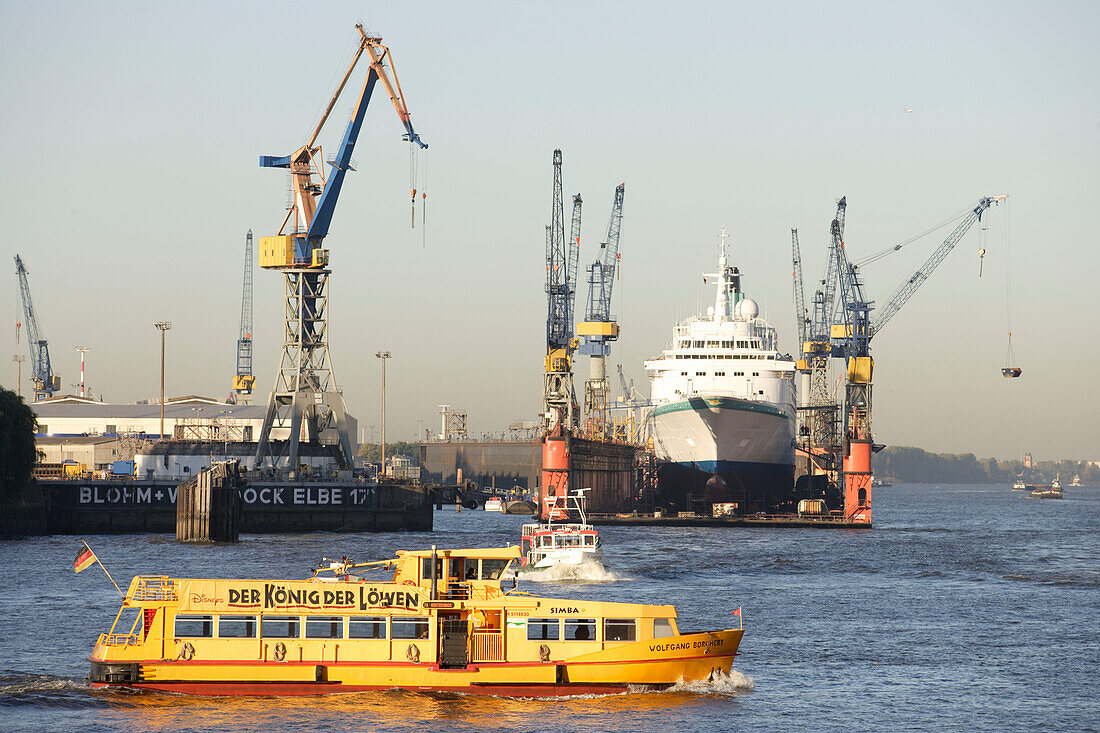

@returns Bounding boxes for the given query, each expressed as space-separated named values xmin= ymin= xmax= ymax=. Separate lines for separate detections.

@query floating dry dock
xmin=590 ymin=512 xmax=871 ymax=529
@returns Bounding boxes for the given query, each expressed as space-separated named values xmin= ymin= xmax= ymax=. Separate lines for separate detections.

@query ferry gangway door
xmin=440 ymin=617 xmax=469 ymax=669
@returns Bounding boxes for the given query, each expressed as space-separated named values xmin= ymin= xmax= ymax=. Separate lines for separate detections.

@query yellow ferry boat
xmin=88 ymin=545 xmax=743 ymax=696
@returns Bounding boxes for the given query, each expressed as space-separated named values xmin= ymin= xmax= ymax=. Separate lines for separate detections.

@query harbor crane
xmin=254 ymin=23 xmax=426 ymax=470
xmin=14 ymin=255 xmax=60 ymax=401
xmin=543 ymin=150 xmax=581 ymax=437
xmin=232 ymin=230 xmax=255 ymax=404
xmin=578 ymin=183 xmax=626 ymax=440
xmin=814 ymin=194 xmax=1007 ymax=521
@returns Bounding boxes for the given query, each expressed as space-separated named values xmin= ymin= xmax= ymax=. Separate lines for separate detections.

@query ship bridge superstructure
xmin=644 ymin=231 xmax=796 ymax=408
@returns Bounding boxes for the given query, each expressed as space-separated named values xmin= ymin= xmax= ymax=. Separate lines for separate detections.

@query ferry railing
xmin=130 ymin=576 xmax=176 ymax=601
xmin=470 ymin=630 xmax=504 ymax=662
xmin=97 ymin=632 xmax=140 ymax=647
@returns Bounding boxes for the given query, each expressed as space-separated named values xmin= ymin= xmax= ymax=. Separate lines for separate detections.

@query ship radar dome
xmin=735 ymin=298 xmax=759 ymax=321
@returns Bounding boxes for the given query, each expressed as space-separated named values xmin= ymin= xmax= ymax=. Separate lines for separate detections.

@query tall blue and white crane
xmin=578 ymin=183 xmax=625 ymax=439
xmin=543 ymin=150 xmax=581 ymax=436
xmin=254 ymin=23 xmax=427 ymax=469
xmin=232 ymin=230 xmax=255 ymax=404
xmin=14 ymin=255 xmax=60 ymax=401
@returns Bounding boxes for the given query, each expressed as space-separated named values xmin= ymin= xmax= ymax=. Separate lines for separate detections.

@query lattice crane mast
xmin=791 ymin=228 xmax=809 ymax=348
xmin=232 ymin=230 xmax=255 ymax=404
xmin=578 ymin=183 xmax=626 ymax=439
xmin=14 ymin=255 xmax=60 ymax=401
xmin=799 ymin=197 xmax=847 ymax=457
xmin=543 ymin=150 xmax=580 ymax=436
xmin=871 ymin=195 xmax=1007 ymax=335
xmin=254 ymin=23 xmax=427 ymax=470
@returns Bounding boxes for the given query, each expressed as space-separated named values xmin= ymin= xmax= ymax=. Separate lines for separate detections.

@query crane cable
xmin=409 ymin=142 xmax=428 ymax=244
xmin=1003 ymin=198 xmax=1017 ymax=368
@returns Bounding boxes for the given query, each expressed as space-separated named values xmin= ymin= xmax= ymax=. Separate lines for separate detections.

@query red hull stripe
xmin=115 ymin=650 xmax=736 ymax=668
xmin=90 ymin=681 xmax=650 ymax=697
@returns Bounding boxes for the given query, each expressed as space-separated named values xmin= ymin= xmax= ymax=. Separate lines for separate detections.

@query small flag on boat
xmin=731 ymin=607 xmax=741 ymax=617
xmin=74 ymin=542 xmax=97 ymax=573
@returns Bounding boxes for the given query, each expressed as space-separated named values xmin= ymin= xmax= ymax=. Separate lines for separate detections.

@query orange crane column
xmin=842 ymin=438 xmax=872 ymax=522
xmin=540 ymin=437 xmax=570 ymax=521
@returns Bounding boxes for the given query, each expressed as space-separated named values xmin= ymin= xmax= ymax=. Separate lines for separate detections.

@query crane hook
xmin=978 ymin=248 xmax=986 ymax=277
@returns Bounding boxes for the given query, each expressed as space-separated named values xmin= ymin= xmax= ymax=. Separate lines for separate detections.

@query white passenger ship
xmin=643 ymin=231 xmax=797 ymax=513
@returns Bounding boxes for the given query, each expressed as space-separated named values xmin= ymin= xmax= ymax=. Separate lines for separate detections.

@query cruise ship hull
xmin=648 ymin=395 xmax=795 ymax=513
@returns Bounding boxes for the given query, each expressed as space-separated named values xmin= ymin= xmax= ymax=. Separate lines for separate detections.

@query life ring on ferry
xmin=273 ymin=642 xmax=287 ymax=662
xmin=179 ymin=642 xmax=195 ymax=661
xmin=406 ymin=644 xmax=420 ymax=663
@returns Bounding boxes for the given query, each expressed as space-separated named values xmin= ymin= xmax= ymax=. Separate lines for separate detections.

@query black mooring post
xmin=430 ymin=545 xmax=438 ymax=601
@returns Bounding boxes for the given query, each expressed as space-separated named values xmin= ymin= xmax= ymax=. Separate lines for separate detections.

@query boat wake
xmin=518 ymin=559 xmax=625 ymax=583
xmin=0 ymin=673 xmax=110 ymax=709
xmin=664 ymin=669 xmax=755 ymax=696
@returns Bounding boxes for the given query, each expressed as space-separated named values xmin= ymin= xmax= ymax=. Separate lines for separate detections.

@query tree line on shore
xmin=875 ymin=445 xmax=1097 ymax=485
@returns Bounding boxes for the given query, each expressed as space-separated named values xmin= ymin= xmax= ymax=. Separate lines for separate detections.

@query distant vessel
xmin=643 ymin=231 xmax=796 ymax=514
xmin=1011 ymin=476 xmax=1027 ymax=491
xmin=1029 ymin=475 xmax=1063 ymax=499
xmin=1070 ymin=474 xmax=1082 ymax=487
xmin=483 ymin=497 xmax=505 ymax=513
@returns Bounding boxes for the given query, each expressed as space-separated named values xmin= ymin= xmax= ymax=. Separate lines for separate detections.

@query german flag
xmin=74 ymin=542 xmax=97 ymax=574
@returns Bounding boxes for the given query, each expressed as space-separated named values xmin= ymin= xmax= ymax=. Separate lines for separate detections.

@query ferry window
xmin=680 ymin=372 xmax=688 ymax=376
xmin=349 ymin=617 xmax=387 ymax=639
xmin=715 ymin=372 xmax=725 ymax=376
xmin=174 ymin=615 xmax=213 ymax=638
xmin=753 ymin=372 xmax=760 ymax=376
xmin=392 ymin=616 xmax=430 ymax=639
xmin=706 ymin=340 xmax=719 ymax=347
xmin=421 ymin=558 xmax=443 ymax=582
xmin=527 ymin=618 xmax=560 ymax=641
xmin=481 ymin=558 xmax=510 ymax=580
xmin=604 ymin=619 xmax=637 ymax=642
xmin=564 ymin=618 xmax=596 ymax=641
xmin=446 ymin=558 xmax=466 ymax=580
xmin=693 ymin=340 xmax=704 ymax=348
xmin=261 ymin=616 xmax=300 ymax=639
xmin=218 ymin=615 xmax=257 ymax=638
xmin=306 ymin=616 xmax=344 ymax=639
xmin=722 ymin=341 xmax=733 ymax=348
xmin=653 ymin=618 xmax=675 ymax=638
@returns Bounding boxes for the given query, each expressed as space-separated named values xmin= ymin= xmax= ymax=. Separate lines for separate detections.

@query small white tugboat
xmin=520 ymin=489 xmax=605 ymax=571
xmin=483 ymin=496 xmax=505 ymax=513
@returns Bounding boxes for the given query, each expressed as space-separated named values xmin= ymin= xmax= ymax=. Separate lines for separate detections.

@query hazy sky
xmin=3 ymin=1 xmax=1097 ymax=460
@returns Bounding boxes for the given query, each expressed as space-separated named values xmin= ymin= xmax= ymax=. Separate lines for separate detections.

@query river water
xmin=1 ymin=484 xmax=1097 ymax=732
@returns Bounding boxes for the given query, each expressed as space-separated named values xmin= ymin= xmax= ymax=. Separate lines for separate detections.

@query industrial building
xmin=29 ymin=395 xmax=358 ymax=477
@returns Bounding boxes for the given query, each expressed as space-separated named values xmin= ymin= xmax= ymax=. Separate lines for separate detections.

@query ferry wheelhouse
xmin=88 ymin=546 xmax=741 ymax=696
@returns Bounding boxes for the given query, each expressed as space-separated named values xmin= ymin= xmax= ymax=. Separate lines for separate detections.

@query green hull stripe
xmin=652 ymin=396 xmax=789 ymax=421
